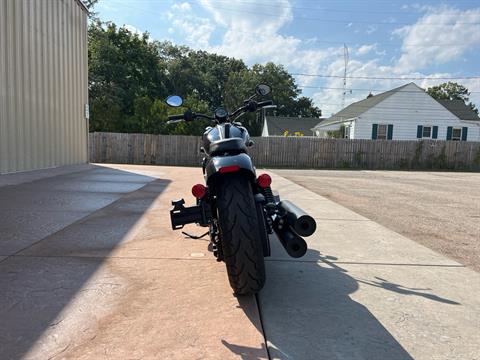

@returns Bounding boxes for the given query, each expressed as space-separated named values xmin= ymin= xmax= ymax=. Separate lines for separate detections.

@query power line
xmin=193 ymin=3 xmax=480 ymax=26
xmin=204 ymin=0 xmax=475 ymax=16
xmin=298 ymin=85 xmax=480 ymax=93
xmin=107 ymin=2 xmax=480 ymax=48
xmin=167 ymin=24 xmax=476 ymax=49
xmin=313 ymin=102 xmax=479 ymax=113
xmin=292 ymin=73 xmax=480 ymax=80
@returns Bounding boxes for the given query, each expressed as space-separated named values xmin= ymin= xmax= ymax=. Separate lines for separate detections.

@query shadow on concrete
xmin=221 ymin=339 xmax=268 ymax=360
xmin=0 ymin=165 xmax=170 ymax=359
xmin=356 ymin=276 xmax=460 ymax=305
xmin=220 ymin=295 xmax=270 ymax=359
xmin=246 ymin=248 xmax=460 ymax=360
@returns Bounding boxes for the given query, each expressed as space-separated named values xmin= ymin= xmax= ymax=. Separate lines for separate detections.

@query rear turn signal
xmin=257 ymin=173 xmax=272 ymax=188
xmin=192 ymin=184 xmax=207 ymax=199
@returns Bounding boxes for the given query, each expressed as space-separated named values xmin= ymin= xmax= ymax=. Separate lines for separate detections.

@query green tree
xmin=223 ymin=63 xmax=321 ymax=135
xmin=88 ymin=22 xmax=322 ymax=135
xmin=123 ymin=94 xmax=212 ymax=136
xmin=426 ymin=82 xmax=478 ymax=114
xmin=158 ymin=42 xmax=247 ymax=110
xmin=88 ymin=22 xmax=168 ymax=132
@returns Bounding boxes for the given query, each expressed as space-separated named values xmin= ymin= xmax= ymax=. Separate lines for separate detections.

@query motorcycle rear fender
xmin=205 ymin=153 xmax=256 ymax=185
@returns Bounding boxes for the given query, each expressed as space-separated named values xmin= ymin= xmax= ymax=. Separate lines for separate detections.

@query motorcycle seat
xmin=208 ymin=138 xmax=247 ymax=156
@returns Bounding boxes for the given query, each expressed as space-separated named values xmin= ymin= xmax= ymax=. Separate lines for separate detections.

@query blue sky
xmin=96 ymin=0 xmax=480 ymax=115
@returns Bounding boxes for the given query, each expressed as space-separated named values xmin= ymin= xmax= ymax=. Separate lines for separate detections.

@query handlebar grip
xmin=168 ymin=114 xmax=185 ymax=121
xmin=167 ymin=119 xmax=183 ymax=124
xmin=257 ymin=100 xmax=274 ymax=107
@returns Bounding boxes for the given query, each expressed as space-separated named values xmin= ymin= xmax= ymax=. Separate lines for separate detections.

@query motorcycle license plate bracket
xmin=170 ymin=199 xmax=211 ymax=230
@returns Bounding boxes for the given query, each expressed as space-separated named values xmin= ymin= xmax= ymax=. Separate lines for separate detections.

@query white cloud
xmin=356 ymin=43 xmax=386 ymax=57
xmin=167 ymin=0 xmax=338 ymax=83
xmin=393 ymin=7 xmax=480 ymax=72
xmin=305 ymin=37 xmax=318 ymax=45
xmin=356 ymin=44 xmax=377 ymax=56
xmin=172 ymin=2 xmax=191 ymax=12
xmin=313 ymin=6 xmax=480 ymax=115
xmin=164 ymin=1 xmax=480 ymax=115
xmin=199 ymin=0 xmax=292 ymax=34
xmin=167 ymin=2 xmax=215 ymax=48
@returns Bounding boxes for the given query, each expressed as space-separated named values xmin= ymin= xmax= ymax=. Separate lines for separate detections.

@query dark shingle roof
xmin=436 ymin=99 xmax=479 ymax=121
xmin=315 ymin=83 xmax=412 ymax=128
xmin=264 ymin=116 xmax=322 ymax=136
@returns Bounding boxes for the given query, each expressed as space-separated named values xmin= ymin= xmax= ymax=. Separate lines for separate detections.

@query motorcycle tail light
xmin=257 ymin=173 xmax=272 ymax=188
xmin=219 ymin=165 xmax=241 ymax=173
xmin=192 ymin=184 xmax=207 ymax=199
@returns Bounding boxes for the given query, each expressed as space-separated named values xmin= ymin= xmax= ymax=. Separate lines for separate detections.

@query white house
xmin=313 ymin=83 xmax=480 ymax=141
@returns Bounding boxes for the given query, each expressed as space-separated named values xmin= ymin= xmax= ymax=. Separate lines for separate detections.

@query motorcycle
xmin=167 ymin=84 xmax=317 ymax=295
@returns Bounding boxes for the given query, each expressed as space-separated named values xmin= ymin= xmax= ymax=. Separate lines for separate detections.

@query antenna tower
xmin=342 ymin=43 xmax=349 ymax=109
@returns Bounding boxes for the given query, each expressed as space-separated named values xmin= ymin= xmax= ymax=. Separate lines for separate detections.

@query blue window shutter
xmin=446 ymin=126 xmax=453 ymax=140
xmin=432 ymin=126 xmax=438 ymax=139
xmin=372 ymin=124 xmax=378 ymax=139
xmin=387 ymin=125 xmax=393 ymax=140
xmin=417 ymin=125 xmax=423 ymax=138
xmin=462 ymin=127 xmax=468 ymax=141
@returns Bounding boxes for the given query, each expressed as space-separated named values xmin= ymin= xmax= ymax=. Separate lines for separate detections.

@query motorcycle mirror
xmin=166 ymin=95 xmax=183 ymax=107
xmin=255 ymin=84 xmax=271 ymax=96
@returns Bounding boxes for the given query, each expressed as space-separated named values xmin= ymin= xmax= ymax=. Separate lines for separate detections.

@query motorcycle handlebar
xmin=231 ymin=100 xmax=274 ymax=118
xmin=167 ymin=113 xmax=214 ymax=124
xmin=168 ymin=114 xmax=185 ymax=121
xmin=167 ymin=100 xmax=274 ymax=123
xmin=257 ymin=100 xmax=274 ymax=107
xmin=166 ymin=119 xmax=183 ymax=124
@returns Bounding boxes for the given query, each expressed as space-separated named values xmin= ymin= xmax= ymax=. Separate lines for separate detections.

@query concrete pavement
xmin=260 ymin=172 xmax=480 ymax=360
xmin=0 ymin=165 xmax=267 ymax=360
xmin=273 ymin=169 xmax=480 ymax=271
xmin=1 ymin=164 xmax=479 ymax=359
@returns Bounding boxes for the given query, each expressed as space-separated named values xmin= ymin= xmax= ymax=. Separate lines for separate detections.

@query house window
xmin=377 ymin=124 xmax=387 ymax=140
xmin=344 ymin=126 xmax=351 ymax=139
xmin=422 ymin=126 xmax=432 ymax=138
xmin=452 ymin=128 xmax=462 ymax=141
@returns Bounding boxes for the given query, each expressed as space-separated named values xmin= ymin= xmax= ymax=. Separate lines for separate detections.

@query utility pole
xmin=342 ymin=43 xmax=349 ymax=109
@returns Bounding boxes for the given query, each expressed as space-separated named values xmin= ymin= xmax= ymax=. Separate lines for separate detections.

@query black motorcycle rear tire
xmin=216 ymin=174 xmax=266 ymax=295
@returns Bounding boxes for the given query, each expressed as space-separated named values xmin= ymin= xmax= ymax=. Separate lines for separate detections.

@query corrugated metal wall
xmin=0 ymin=0 xmax=88 ymax=174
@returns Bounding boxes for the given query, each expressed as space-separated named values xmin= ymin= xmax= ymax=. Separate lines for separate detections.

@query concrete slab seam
xmin=255 ymin=293 xmax=272 ymax=360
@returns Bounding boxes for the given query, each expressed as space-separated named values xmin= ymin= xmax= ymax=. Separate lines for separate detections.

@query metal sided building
xmin=0 ymin=0 xmax=89 ymax=174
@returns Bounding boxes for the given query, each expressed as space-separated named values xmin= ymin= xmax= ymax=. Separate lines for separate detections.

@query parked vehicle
xmin=167 ymin=85 xmax=317 ymax=295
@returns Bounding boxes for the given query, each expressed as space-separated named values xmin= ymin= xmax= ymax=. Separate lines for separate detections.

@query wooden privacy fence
xmin=89 ymin=132 xmax=480 ymax=171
